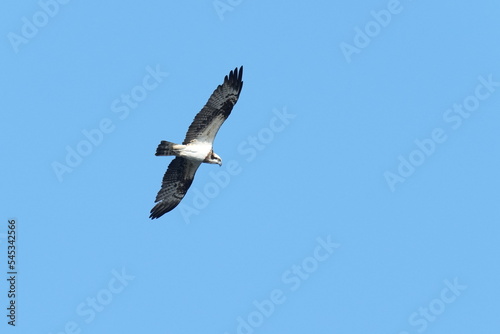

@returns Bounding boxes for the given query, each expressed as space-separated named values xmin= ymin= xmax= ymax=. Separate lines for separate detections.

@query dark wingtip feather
xmin=149 ymin=210 xmax=160 ymax=219
xmin=149 ymin=203 xmax=170 ymax=219
xmin=225 ymin=66 xmax=244 ymax=97
xmin=149 ymin=205 xmax=160 ymax=219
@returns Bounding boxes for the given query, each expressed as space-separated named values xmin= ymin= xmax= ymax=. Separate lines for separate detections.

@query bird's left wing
xmin=183 ymin=66 xmax=243 ymax=145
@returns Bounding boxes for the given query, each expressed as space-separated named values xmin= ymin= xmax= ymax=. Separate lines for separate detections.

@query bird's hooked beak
xmin=212 ymin=152 xmax=222 ymax=166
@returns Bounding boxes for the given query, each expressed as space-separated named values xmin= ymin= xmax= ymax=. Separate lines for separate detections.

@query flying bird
xmin=150 ymin=66 xmax=244 ymax=219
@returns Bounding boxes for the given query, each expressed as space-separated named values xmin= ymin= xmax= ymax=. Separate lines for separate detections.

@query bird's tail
xmin=155 ymin=141 xmax=184 ymax=156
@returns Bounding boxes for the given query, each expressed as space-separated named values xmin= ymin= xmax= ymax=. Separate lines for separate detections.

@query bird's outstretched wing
xmin=183 ymin=66 xmax=243 ymax=145
xmin=150 ymin=157 xmax=202 ymax=219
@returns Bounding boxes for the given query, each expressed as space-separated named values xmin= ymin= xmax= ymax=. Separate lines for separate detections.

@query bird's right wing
xmin=150 ymin=157 xmax=202 ymax=219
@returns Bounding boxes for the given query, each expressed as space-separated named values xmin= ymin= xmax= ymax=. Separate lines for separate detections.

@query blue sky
xmin=1 ymin=0 xmax=500 ymax=333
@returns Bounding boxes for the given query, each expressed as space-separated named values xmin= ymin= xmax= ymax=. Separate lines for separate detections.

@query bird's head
xmin=208 ymin=152 xmax=222 ymax=166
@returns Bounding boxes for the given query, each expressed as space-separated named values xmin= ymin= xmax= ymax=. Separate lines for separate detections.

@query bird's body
xmin=150 ymin=66 xmax=244 ymax=219
xmin=156 ymin=140 xmax=215 ymax=162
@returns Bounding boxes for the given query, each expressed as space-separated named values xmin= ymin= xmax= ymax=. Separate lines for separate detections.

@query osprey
xmin=150 ymin=66 xmax=244 ymax=219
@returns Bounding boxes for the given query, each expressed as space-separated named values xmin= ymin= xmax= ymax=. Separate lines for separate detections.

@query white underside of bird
xmin=173 ymin=141 xmax=216 ymax=162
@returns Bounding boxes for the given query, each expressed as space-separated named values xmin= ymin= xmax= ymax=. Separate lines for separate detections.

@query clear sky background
xmin=1 ymin=0 xmax=500 ymax=333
